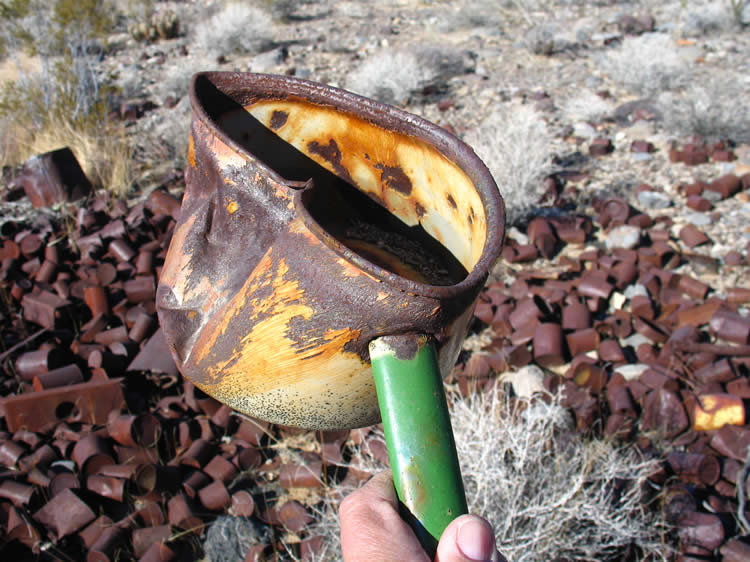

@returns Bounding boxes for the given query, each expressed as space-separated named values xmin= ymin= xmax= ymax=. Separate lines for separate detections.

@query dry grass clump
xmin=0 ymin=0 xmax=134 ymax=197
xmin=452 ymin=387 xmax=670 ymax=561
xmin=192 ymin=2 xmax=274 ymax=59
xmin=305 ymin=388 xmax=669 ymax=561
xmin=676 ymin=0 xmax=745 ymax=35
xmin=658 ymin=73 xmax=750 ymax=144
xmin=562 ymin=89 xmax=613 ymax=124
xmin=598 ymin=33 xmax=688 ymax=96
xmin=1 ymin=114 xmax=133 ymax=197
xmin=463 ymin=102 xmax=555 ymax=227
xmin=345 ymin=50 xmax=433 ymax=106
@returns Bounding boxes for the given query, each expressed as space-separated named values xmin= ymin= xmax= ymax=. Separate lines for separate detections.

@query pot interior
xmin=195 ymin=74 xmax=489 ymax=286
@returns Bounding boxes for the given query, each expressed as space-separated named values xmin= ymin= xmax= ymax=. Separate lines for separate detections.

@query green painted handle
xmin=369 ymin=334 xmax=468 ymax=558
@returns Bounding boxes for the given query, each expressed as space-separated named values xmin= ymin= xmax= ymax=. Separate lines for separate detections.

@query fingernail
xmin=456 ymin=516 xmax=495 ymax=561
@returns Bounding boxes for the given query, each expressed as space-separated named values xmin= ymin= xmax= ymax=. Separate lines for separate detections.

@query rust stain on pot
xmin=269 ymin=110 xmax=288 ymax=130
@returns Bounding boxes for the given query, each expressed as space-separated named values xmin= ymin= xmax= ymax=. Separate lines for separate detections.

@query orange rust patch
xmin=188 ymin=134 xmax=196 ymax=169
xmin=227 ymin=200 xmax=239 ymax=214
xmin=376 ymin=292 xmax=389 ymax=301
xmin=298 ymin=327 xmax=361 ymax=362
xmin=193 ymin=255 xmax=305 ymax=368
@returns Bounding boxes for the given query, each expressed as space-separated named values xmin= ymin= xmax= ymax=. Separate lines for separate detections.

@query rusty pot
xmin=156 ymin=72 xmax=505 ymax=430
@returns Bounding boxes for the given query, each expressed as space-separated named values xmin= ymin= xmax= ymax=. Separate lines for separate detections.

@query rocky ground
xmin=1 ymin=0 xmax=750 ymax=560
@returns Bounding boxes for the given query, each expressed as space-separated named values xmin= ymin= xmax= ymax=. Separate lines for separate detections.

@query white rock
xmin=710 ymin=244 xmax=731 ymax=259
xmin=614 ymin=364 xmax=649 ymax=381
xmin=573 ymin=122 xmax=597 ymax=139
xmin=685 ymin=212 xmax=712 ymax=226
xmin=702 ymin=190 xmax=723 ymax=203
xmin=508 ymin=227 xmax=529 ymax=245
xmin=622 ymin=333 xmax=652 ymax=348
xmin=610 ymin=291 xmax=626 ymax=311
xmin=605 ymin=224 xmax=641 ymax=250
xmin=624 ymin=284 xmax=648 ymax=299
xmin=499 ymin=365 xmax=545 ymax=399
xmin=632 ymin=152 xmax=654 ymax=162
xmin=637 ymin=190 xmax=671 ymax=209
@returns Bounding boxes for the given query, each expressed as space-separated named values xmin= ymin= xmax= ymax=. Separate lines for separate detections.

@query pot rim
xmin=189 ymin=71 xmax=506 ymax=299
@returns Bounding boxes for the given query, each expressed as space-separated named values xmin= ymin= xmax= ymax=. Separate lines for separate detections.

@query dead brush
xmin=463 ymin=101 xmax=556 ymax=227
xmin=0 ymin=0 xmax=133 ymax=197
xmin=598 ymin=32 xmax=688 ymax=97
xmin=0 ymin=109 xmax=133 ymax=198
xmin=658 ymin=73 xmax=750 ymax=144
xmin=303 ymin=385 xmax=671 ymax=561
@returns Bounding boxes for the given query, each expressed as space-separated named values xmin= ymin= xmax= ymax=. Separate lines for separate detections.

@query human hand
xmin=339 ymin=471 xmax=505 ymax=562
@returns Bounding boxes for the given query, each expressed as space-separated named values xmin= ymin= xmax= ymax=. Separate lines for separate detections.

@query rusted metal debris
xmin=15 ymin=147 xmax=92 ymax=208
xmin=0 ymin=77 xmax=749 ymax=561
xmin=3 ymin=379 xmax=125 ymax=432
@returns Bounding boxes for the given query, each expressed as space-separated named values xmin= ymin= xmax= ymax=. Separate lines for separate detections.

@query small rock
xmin=614 ymin=363 xmax=649 ymax=381
xmin=725 ymin=251 xmax=745 ymax=265
xmin=508 ymin=227 xmax=529 ymax=246
xmin=573 ymin=122 xmax=597 ymax=139
xmin=686 ymin=195 xmax=712 ymax=212
xmin=637 ymin=190 xmax=671 ymax=209
xmin=605 ymin=225 xmax=641 ymax=250
xmin=702 ymin=190 xmax=723 ymax=204
xmin=631 ymin=152 xmax=654 ymax=162
xmin=499 ymin=365 xmax=545 ymax=398
xmin=622 ymin=333 xmax=652 ymax=349
xmin=684 ymin=212 xmax=712 ymax=226
xmin=624 ymin=284 xmax=649 ymax=299
xmin=617 ymin=14 xmax=655 ymax=35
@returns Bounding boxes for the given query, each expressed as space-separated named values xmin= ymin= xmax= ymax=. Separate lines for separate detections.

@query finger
xmin=435 ymin=514 xmax=505 ymax=562
xmin=340 ymin=471 xmax=429 ymax=562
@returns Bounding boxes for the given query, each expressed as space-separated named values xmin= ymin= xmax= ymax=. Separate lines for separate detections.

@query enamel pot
xmin=156 ymin=72 xmax=505 ymax=431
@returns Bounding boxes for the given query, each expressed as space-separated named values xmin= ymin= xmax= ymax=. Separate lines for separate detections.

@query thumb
xmin=434 ymin=514 xmax=505 ymax=562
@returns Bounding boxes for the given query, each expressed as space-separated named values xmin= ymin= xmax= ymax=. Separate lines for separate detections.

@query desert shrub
xmin=463 ymin=102 xmax=556 ymax=227
xmin=0 ymin=0 xmax=132 ymax=196
xmin=345 ymin=50 xmax=432 ymax=106
xmin=562 ymin=90 xmax=613 ymax=123
xmin=304 ymin=388 xmax=670 ymax=561
xmin=659 ymin=74 xmax=750 ymax=144
xmin=128 ymin=9 xmax=180 ymax=42
xmin=192 ymin=2 xmax=274 ymax=59
xmin=451 ymin=388 xmax=670 ymax=561
xmin=523 ymin=24 xmax=558 ymax=55
xmin=685 ymin=1 xmax=734 ymax=33
xmin=598 ymin=33 xmax=688 ymax=96
xmin=346 ymin=47 xmax=473 ymax=106
xmin=726 ymin=0 xmax=749 ymax=26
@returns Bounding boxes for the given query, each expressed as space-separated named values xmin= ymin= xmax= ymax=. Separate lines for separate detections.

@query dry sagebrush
xmin=463 ymin=102 xmax=555 ymax=227
xmin=453 ymin=388 xmax=669 ymax=561
xmin=192 ymin=3 xmax=274 ymax=59
xmin=305 ymin=387 xmax=669 ymax=561
xmin=658 ymin=73 xmax=750 ymax=144
xmin=345 ymin=50 xmax=435 ymax=106
xmin=598 ymin=32 xmax=688 ymax=97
